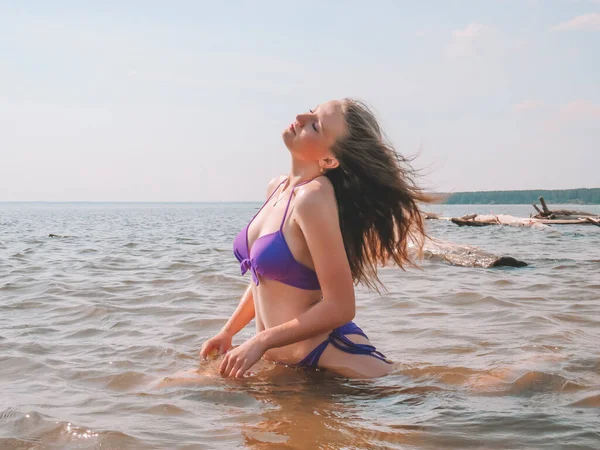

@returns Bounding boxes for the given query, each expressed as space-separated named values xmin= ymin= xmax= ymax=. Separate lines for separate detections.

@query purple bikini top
xmin=233 ymin=178 xmax=321 ymax=291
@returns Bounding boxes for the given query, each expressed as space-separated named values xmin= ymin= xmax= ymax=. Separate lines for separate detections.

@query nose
xmin=295 ymin=113 xmax=311 ymax=126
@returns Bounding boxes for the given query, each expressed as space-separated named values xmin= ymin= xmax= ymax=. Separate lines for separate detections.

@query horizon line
xmin=2 ymin=187 xmax=599 ymax=204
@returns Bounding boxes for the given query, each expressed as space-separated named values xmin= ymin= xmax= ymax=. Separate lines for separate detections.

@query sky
xmin=0 ymin=0 xmax=599 ymax=202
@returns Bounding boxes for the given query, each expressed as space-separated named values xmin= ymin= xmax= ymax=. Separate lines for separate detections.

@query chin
xmin=281 ymin=130 xmax=294 ymax=150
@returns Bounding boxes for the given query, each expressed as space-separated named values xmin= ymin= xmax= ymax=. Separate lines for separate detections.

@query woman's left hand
xmin=219 ymin=334 xmax=267 ymax=378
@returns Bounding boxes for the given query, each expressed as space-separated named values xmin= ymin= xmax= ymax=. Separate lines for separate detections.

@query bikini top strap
xmin=279 ymin=179 xmax=314 ymax=231
xmin=251 ymin=177 xmax=288 ymax=222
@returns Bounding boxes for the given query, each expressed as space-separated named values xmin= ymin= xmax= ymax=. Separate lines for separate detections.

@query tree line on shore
xmin=439 ymin=188 xmax=600 ymax=205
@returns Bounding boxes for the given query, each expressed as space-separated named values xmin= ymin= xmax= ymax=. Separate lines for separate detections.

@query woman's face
xmin=282 ymin=100 xmax=347 ymax=161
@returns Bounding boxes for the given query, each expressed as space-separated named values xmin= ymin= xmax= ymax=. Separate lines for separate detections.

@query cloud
xmin=514 ymin=100 xmax=544 ymax=113
xmin=446 ymin=23 xmax=490 ymax=57
xmin=453 ymin=23 xmax=486 ymax=39
xmin=561 ymin=100 xmax=600 ymax=118
xmin=543 ymin=100 xmax=600 ymax=129
xmin=553 ymin=13 xmax=600 ymax=31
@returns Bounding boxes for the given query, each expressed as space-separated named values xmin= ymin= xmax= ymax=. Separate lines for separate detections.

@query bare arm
xmin=199 ymin=283 xmax=254 ymax=358
xmin=220 ymin=175 xmax=286 ymax=336
xmin=218 ymin=177 xmax=356 ymax=376
xmin=220 ymin=283 xmax=255 ymax=336
xmin=200 ymin=176 xmax=286 ymax=359
xmin=257 ymin=177 xmax=355 ymax=350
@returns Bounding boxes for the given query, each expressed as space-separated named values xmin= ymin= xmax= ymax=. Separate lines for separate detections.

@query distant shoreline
xmin=2 ymin=188 xmax=600 ymax=205
xmin=437 ymin=188 xmax=600 ymax=205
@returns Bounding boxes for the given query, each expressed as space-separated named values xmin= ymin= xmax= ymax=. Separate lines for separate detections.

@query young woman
xmin=200 ymin=99 xmax=429 ymax=379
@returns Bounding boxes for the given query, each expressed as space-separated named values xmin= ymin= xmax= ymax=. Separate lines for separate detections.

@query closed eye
xmin=309 ymin=109 xmax=318 ymax=132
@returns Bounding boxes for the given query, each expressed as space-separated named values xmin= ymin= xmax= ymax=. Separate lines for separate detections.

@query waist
xmin=253 ymin=280 xmax=322 ymax=325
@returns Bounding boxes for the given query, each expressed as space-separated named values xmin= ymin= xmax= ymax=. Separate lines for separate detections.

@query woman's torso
xmin=234 ymin=176 xmax=332 ymax=364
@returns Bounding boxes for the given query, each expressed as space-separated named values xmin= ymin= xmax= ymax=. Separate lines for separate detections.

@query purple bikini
xmin=233 ymin=178 xmax=320 ymax=290
xmin=233 ymin=178 xmax=392 ymax=369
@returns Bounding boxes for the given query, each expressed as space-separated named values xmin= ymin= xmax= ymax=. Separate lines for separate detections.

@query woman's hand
xmin=199 ymin=330 xmax=233 ymax=360
xmin=219 ymin=334 xmax=267 ymax=378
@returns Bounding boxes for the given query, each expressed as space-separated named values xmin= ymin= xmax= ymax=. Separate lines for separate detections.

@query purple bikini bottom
xmin=297 ymin=321 xmax=393 ymax=369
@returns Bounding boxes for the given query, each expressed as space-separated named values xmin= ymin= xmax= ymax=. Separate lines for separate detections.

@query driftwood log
xmin=445 ymin=214 xmax=549 ymax=229
xmin=425 ymin=198 xmax=599 ymax=228
xmin=416 ymin=238 xmax=528 ymax=268
xmin=583 ymin=217 xmax=600 ymax=227
xmin=446 ymin=214 xmax=599 ymax=228
xmin=539 ymin=197 xmax=551 ymax=216
xmin=451 ymin=217 xmax=496 ymax=227
xmin=532 ymin=197 xmax=598 ymax=220
xmin=428 ymin=213 xmax=600 ymax=228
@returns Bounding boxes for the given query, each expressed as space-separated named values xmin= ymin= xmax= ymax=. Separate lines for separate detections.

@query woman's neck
xmin=287 ymin=157 xmax=321 ymax=186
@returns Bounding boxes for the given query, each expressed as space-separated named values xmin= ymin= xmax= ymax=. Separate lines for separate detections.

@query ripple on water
xmin=0 ymin=410 xmax=148 ymax=450
xmin=0 ymin=356 xmax=49 ymax=378
xmin=141 ymin=404 xmax=191 ymax=416
xmin=2 ymin=203 xmax=600 ymax=449
xmin=182 ymin=389 xmax=262 ymax=409
xmin=506 ymin=371 xmax=586 ymax=395
xmin=569 ymin=393 xmax=600 ymax=408
xmin=78 ymin=371 xmax=155 ymax=391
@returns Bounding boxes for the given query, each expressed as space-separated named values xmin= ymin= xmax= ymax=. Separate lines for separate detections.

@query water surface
xmin=1 ymin=203 xmax=599 ymax=449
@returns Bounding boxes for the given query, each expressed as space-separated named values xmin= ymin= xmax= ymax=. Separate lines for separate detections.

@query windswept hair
xmin=325 ymin=99 xmax=432 ymax=291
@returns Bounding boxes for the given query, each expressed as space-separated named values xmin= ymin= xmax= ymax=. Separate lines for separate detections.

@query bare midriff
xmin=253 ymin=279 xmax=329 ymax=365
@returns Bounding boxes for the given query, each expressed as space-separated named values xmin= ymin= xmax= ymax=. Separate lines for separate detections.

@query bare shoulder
xmin=266 ymin=175 xmax=287 ymax=198
xmin=295 ymin=176 xmax=337 ymax=216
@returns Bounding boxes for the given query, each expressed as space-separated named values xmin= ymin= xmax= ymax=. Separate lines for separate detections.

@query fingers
xmin=231 ymin=359 xmax=246 ymax=378
xmin=199 ymin=342 xmax=214 ymax=360
xmin=219 ymin=354 xmax=248 ymax=378
xmin=224 ymin=358 xmax=237 ymax=378
xmin=199 ymin=344 xmax=209 ymax=360
xmin=219 ymin=354 xmax=233 ymax=377
xmin=234 ymin=363 xmax=249 ymax=378
xmin=201 ymin=338 xmax=232 ymax=361
xmin=228 ymin=361 xmax=241 ymax=378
